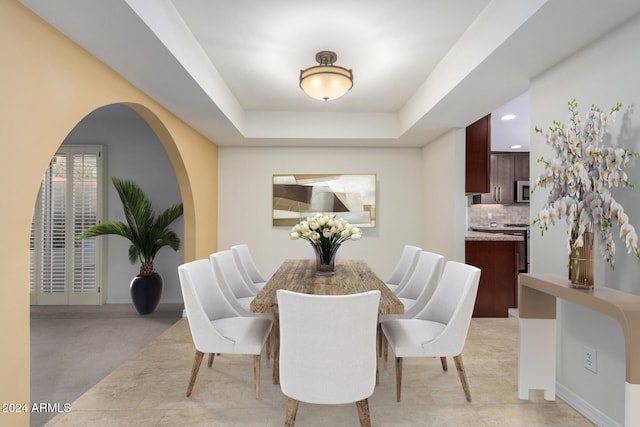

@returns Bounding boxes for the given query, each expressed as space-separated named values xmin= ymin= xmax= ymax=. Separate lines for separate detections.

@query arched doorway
xmin=29 ymin=103 xmax=185 ymax=306
xmin=29 ymin=103 xmax=187 ymax=426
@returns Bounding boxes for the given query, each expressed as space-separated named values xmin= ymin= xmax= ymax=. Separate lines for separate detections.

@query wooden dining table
xmin=251 ymin=258 xmax=404 ymax=384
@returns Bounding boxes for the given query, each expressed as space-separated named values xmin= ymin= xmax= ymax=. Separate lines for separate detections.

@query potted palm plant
xmin=79 ymin=177 xmax=183 ymax=315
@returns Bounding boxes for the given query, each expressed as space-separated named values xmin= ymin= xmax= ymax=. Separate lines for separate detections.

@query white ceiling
xmin=19 ymin=0 xmax=640 ymax=149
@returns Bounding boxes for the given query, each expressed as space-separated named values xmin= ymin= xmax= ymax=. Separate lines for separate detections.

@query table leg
xmin=518 ymin=318 xmax=556 ymax=400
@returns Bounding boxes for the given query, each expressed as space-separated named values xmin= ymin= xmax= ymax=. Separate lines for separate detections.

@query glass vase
xmin=312 ymin=243 xmax=340 ymax=276
xmin=569 ymin=230 xmax=595 ymax=289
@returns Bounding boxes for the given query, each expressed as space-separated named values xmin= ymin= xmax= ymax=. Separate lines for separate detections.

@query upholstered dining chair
xmin=277 ymin=290 xmax=381 ymax=427
xmin=380 ymin=261 xmax=481 ymax=402
xmin=380 ymin=251 xmax=444 ymax=363
xmin=395 ymin=251 xmax=445 ymax=315
xmin=385 ymin=245 xmax=421 ymax=294
xmin=178 ymin=259 xmax=272 ymax=398
xmin=231 ymin=244 xmax=267 ymax=292
xmin=210 ymin=250 xmax=257 ymax=312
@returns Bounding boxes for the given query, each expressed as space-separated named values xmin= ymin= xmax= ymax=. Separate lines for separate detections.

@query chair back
xmin=210 ymin=250 xmax=256 ymax=298
xmin=277 ymin=290 xmax=381 ymax=405
xmin=416 ymin=261 xmax=481 ymax=355
xmin=386 ymin=245 xmax=421 ymax=287
xmin=396 ymin=251 xmax=444 ymax=317
xmin=231 ymin=244 xmax=266 ymax=283
xmin=178 ymin=259 xmax=241 ymax=352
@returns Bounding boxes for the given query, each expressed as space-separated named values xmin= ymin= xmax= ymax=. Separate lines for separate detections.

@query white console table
xmin=518 ymin=274 xmax=640 ymax=427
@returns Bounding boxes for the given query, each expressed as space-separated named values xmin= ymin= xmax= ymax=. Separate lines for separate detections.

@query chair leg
xmin=440 ymin=356 xmax=448 ymax=371
xmin=207 ymin=353 xmax=215 ymax=368
xmin=395 ymin=356 xmax=403 ymax=402
xmin=265 ymin=330 xmax=272 ymax=367
xmin=284 ymin=398 xmax=299 ymax=427
xmin=254 ymin=354 xmax=261 ymax=399
xmin=453 ymin=354 xmax=472 ymax=402
xmin=186 ymin=350 xmax=204 ymax=397
xmin=383 ymin=334 xmax=389 ymax=368
xmin=355 ymin=399 xmax=372 ymax=427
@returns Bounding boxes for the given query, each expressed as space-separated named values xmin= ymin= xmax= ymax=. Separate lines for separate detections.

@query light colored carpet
xmin=41 ymin=316 xmax=594 ymax=426
xmin=30 ymin=304 xmax=182 ymax=427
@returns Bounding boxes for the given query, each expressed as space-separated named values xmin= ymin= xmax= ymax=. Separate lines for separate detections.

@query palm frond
xmin=78 ymin=176 xmax=183 ymax=272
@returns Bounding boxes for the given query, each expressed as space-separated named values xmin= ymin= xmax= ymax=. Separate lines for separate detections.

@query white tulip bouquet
xmin=532 ymin=99 xmax=640 ymax=267
xmin=290 ymin=213 xmax=361 ymax=267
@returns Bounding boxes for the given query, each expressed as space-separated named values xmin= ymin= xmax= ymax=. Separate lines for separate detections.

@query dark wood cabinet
xmin=465 ymin=114 xmax=491 ymax=195
xmin=514 ymin=153 xmax=530 ymax=181
xmin=465 ymin=239 xmax=518 ymax=317
xmin=477 ymin=152 xmax=529 ymax=204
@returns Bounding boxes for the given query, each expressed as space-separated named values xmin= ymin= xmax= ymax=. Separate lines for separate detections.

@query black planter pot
xmin=130 ymin=273 xmax=163 ymax=315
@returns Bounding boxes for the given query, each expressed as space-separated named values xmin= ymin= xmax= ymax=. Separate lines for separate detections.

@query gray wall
xmin=530 ymin=13 xmax=640 ymax=425
xmin=63 ymin=105 xmax=184 ymax=304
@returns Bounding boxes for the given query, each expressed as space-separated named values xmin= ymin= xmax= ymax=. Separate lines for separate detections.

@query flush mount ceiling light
xmin=300 ymin=51 xmax=353 ymax=101
xmin=501 ymin=114 xmax=517 ymax=121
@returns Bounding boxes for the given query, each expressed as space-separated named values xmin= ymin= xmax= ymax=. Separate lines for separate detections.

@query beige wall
xmin=422 ymin=129 xmax=467 ymax=263
xmin=0 ymin=2 xmax=217 ymax=424
xmin=218 ymin=146 xmax=424 ymax=279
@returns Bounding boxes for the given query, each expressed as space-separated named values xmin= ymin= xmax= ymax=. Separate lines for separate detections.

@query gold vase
xmin=568 ymin=230 xmax=594 ymax=289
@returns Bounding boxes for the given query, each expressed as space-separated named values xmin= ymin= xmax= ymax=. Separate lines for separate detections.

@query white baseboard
xmin=556 ymin=382 xmax=622 ymax=427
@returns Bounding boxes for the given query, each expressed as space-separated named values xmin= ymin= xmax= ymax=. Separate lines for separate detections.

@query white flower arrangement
xmin=290 ymin=213 xmax=361 ymax=264
xmin=532 ymin=98 xmax=640 ymax=267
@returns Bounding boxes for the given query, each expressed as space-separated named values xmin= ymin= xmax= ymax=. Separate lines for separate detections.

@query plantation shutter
xmin=40 ymin=153 xmax=67 ymax=296
xmin=72 ymin=152 xmax=99 ymax=294
xmin=30 ymin=146 xmax=103 ymax=305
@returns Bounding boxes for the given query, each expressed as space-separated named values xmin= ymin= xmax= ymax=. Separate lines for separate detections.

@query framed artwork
xmin=272 ymin=174 xmax=376 ymax=227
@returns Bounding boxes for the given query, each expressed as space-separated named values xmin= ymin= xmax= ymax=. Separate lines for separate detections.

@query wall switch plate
xmin=583 ymin=346 xmax=597 ymax=373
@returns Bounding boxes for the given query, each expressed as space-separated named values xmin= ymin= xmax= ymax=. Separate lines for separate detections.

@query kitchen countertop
xmin=466 ymin=231 xmax=524 ymax=241
xmin=471 ymin=225 xmax=529 ymax=232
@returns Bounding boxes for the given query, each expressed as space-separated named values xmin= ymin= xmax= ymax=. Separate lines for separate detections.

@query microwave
xmin=516 ymin=180 xmax=530 ymax=203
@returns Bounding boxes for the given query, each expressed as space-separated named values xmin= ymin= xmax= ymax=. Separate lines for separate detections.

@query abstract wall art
xmin=272 ymin=174 xmax=376 ymax=227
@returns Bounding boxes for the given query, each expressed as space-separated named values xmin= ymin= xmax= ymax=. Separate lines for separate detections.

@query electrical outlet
xmin=583 ymin=346 xmax=597 ymax=373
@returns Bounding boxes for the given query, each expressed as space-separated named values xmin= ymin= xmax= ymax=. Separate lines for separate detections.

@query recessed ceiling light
xmin=501 ymin=114 xmax=517 ymax=121
xmin=510 ymin=145 xmax=522 ymax=149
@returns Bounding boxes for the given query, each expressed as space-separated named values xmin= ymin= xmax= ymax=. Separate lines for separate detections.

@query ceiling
xmin=20 ymin=0 xmax=640 ymax=149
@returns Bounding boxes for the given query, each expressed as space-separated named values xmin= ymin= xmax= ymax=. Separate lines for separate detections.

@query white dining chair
xmin=277 ymin=289 xmax=381 ymax=427
xmin=395 ymin=251 xmax=444 ymax=315
xmin=385 ymin=245 xmax=421 ymax=294
xmin=380 ymin=261 xmax=481 ymax=402
xmin=214 ymin=249 xmax=276 ymax=366
xmin=380 ymin=251 xmax=444 ymax=363
xmin=210 ymin=250 xmax=257 ymax=312
xmin=231 ymin=244 xmax=267 ymax=292
xmin=178 ymin=259 xmax=272 ymax=398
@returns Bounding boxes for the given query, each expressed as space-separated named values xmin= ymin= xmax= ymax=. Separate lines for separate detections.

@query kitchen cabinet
xmin=514 ymin=153 xmax=530 ymax=181
xmin=471 ymin=227 xmax=528 ymax=272
xmin=478 ymin=152 xmax=529 ymax=204
xmin=465 ymin=239 xmax=519 ymax=317
xmin=465 ymin=114 xmax=491 ymax=195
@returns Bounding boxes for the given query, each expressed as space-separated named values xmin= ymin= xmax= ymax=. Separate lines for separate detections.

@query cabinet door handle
xmin=498 ymin=186 xmax=501 ymax=201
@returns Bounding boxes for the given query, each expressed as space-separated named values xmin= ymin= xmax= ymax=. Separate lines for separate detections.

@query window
xmin=30 ymin=146 xmax=103 ymax=305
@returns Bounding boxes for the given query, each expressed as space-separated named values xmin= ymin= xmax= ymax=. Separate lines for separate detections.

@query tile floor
xmin=44 ymin=317 xmax=594 ymax=426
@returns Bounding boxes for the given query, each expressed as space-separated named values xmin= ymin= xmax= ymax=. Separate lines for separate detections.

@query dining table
xmin=251 ymin=258 xmax=404 ymax=384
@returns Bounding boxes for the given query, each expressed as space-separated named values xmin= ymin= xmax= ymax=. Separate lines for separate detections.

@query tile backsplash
xmin=468 ymin=203 xmax=530 ymax=228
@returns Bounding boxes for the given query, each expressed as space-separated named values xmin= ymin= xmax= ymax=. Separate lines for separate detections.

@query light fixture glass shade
xmin=300 ymin=51 xmax=353 ymax=101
